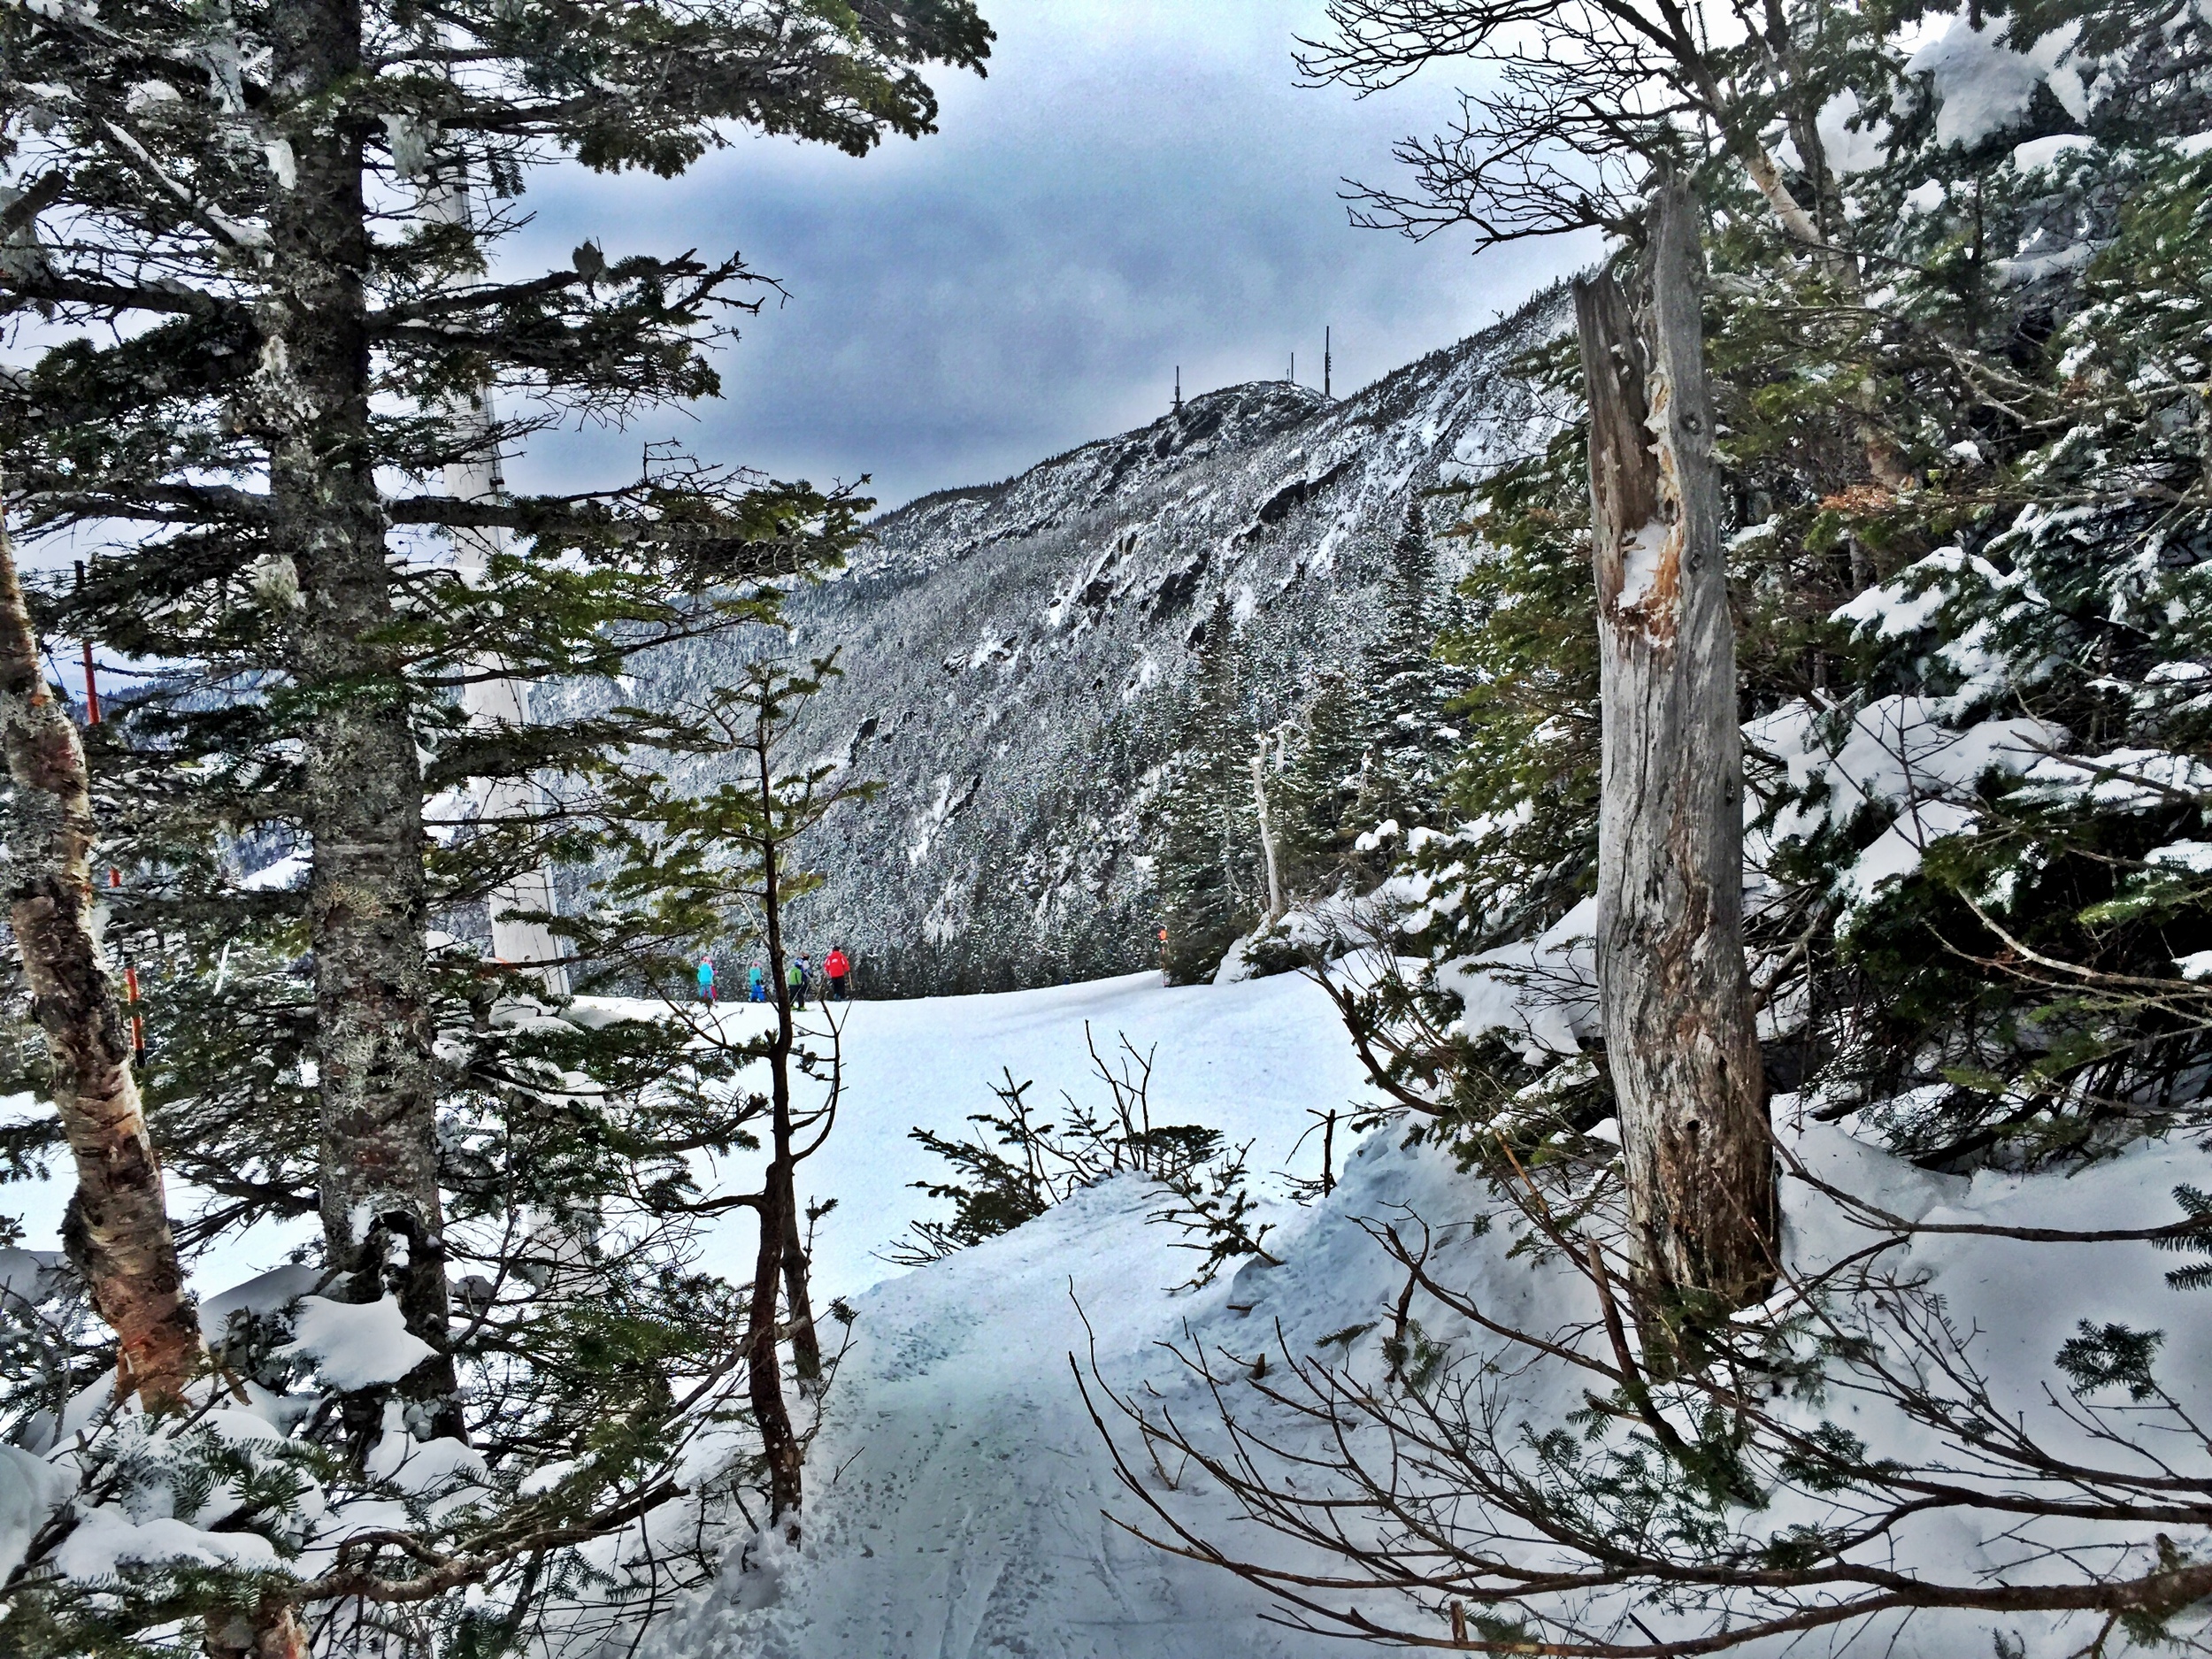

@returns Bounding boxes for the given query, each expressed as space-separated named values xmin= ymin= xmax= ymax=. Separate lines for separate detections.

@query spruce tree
xmin=0 ymin=0 xmax=988 ymax=1645
xmin=1151 ymin=592 xmax=1261 ymax=983
xmin=1275 ymin=503 xmax=1464 ymax=899
xmin=1353 ymin=501 xmax=1462 ymax=841
xmin=1274 ymin=666 xmax=1371 ymax=895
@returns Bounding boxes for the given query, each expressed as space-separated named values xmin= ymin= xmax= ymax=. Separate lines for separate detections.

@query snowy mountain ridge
xmin=629 ymin=292 xmax=1567 ymax=994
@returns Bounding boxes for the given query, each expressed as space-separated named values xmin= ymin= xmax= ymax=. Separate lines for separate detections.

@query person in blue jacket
xmin=696 ymin=956 xmax=716 ymax=1007
xmin=749 ymin=963 xmax=766 ymax=1002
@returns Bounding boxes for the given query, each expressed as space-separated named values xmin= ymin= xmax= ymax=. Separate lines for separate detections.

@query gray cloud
xmin=506 ymin=0 xmax=1596 ymax=510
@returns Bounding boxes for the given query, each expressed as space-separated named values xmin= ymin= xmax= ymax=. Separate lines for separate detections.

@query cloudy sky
xmin=511 ymin=0 xmax=1595 ymax=511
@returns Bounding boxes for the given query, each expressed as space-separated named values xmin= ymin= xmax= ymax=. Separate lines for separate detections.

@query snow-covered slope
xmin=1 ymin=971 xmax=1383 ymax=1313
xmin=630 ymin=969 xmax=1389 ymax=1303
xmin=651 ymin=1137 xmax=1450 ymax=1659
xmin=621 ymin=293 xmax=1567 ymax=995
xmin=649 ymin=1003 xmax=2212 ymax=1659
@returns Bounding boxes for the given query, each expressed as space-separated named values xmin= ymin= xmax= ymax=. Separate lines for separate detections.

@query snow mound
xmin=279 ymin=1294 xmax=436 ymax=1389
xmin=658 ymin=1098 xmax=2212 ymax=1659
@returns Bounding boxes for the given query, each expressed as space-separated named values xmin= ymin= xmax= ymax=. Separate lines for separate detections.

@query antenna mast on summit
xmin=1174 ymin=365 xmax=1182 ymax=413
xmin=1325 ymin=326 xmax=1333 ymax=399
xmin=1290 ymin=350 xmax=1295 ymax=384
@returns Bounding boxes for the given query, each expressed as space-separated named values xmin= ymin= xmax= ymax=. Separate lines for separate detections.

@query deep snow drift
xmin=647 ymin=995 xmax=2212 ymax=1659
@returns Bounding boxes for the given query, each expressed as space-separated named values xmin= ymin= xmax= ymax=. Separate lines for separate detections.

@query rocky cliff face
xmin=629 ymin=289 xmax=1566 ymax=995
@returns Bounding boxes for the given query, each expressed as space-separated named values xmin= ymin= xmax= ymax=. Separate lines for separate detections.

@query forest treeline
xmin=0 ymin=2 xmax=987 ymax=1654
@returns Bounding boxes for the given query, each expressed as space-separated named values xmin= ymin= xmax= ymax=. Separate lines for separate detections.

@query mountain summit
xmin=635 ymin=294 xmax=1563 ymax=994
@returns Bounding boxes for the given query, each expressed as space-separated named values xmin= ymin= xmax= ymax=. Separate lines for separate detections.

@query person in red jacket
xmin=823 ymin=946 xmax=851 ymax=1002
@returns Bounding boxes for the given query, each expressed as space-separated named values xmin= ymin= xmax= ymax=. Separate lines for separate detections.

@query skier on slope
xmin=787 ymin=956 xmax=807 ymax=1010
xmin=697 ymin=956 xmax=717 ymax=1007
xmin=748 ymin=963 xmax=766 ymax=1003
xmin=823 ymin=946 xmax=851 ymax=1002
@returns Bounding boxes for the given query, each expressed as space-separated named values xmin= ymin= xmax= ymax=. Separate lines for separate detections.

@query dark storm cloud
xmin=509 ymin=1 xmax=1597 ymax=511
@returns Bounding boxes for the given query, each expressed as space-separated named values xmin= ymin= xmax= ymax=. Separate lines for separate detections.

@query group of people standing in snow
xmin=694 ymin=947 xmax=853 ymax=1009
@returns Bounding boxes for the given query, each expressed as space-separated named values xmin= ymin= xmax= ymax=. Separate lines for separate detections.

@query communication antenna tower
xmin=1325 ymin=326 xmax=1333 ymax=399
xmin=1174 ymin=365 xmax=1182 ymax=413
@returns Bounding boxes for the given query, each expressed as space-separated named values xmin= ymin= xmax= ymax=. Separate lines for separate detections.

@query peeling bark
xmin=203 ymin=1597 xmax=310 ymax=1659
xmin=0 ymin=495 xmax=201 ymax=1409
xmin=1574 ymin=182 xmax=1777 ymax=1315
xmin=266 ymin=0 xmax=459 ymax=1448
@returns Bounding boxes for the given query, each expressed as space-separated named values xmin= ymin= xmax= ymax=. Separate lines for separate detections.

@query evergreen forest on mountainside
xmin=4 ymin=0 xmax=2212 ymax=1655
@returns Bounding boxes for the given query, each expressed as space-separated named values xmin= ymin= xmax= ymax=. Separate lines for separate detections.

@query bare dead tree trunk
xmin=1249 ymin=745 xmax=1285 ymax=925
xmin=269 ymin=0 xmax=461 ymax=1450
xmin=0 ymin=503 xmax=202 ymax=1410
xmin=1574 ymin=181 xmax=1775 ymax=1316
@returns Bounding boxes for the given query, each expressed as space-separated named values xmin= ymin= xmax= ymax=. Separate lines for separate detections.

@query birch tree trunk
xmin=0 ymin=503 xmax=201 ymax=1409
xmin=1574 ymin=181 xmax=1775 ymax=1315
xmin=268 ymin=0 xmax=461 ymax=1448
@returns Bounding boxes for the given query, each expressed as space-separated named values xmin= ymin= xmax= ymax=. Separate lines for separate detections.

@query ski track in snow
xmin=656 ymin=1178 xmax=1362 ymax=1659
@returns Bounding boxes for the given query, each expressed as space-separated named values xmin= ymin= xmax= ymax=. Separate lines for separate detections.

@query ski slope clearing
xmin=0 ymin=967 xmax=1378 ymax=1311
xmin=595 ymin=967 xmax=1386 ymax=1302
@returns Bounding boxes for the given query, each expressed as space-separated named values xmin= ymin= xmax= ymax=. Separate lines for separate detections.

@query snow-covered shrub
xmin=892 ymin=1025 xmax=1279 ymax=1287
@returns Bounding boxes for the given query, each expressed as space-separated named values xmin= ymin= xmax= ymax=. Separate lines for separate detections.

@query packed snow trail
xmin=651 ymin=1060 xmax=2212 ymax=1659
xmin=660 ymin=1179 xmax=1341 ymax=1659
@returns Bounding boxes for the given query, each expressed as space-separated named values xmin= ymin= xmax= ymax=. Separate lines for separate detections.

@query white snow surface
xmin=652 ymin=1027 xmax=2212 ymax=1659
xmin=10 ymin=965 xmax=2212 ymax=1655
xmin=583 ymin=969 xmax=1384 ymax=1302
xmin=655 ymin=1173 xmax=1353 ymax=1659
xmin=1747 ymin=693 xmax=2060 ymax=908
xmin=0 ymin=1443 xmax=71 ymax=1582
xmin=278 ymin=1293 xmax=437 ymax=1389
xmin=1907 ymin=14 xmax=2086 ymax=148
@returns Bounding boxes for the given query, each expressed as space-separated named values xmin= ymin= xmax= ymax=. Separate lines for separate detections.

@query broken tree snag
xmin=1573 ymin=181 xmax=1776 ymax=1315
xmin=0 ymin=501 xmax=203 ymax=1409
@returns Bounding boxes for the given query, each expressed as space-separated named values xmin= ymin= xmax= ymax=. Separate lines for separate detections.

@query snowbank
xmin=658 ymin=1087 xmax=2212 ymax=1659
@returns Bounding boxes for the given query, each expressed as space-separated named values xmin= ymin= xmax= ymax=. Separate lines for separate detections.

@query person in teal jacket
xmin=696 ymin=957 xmax=716 ymax=1007
xmin=748 ymin=964 xmax=766 ymax=1002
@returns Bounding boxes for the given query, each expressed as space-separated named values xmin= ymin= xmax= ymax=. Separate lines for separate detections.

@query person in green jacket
xmin=787 ymin=957 xmax=808 ymax=1010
